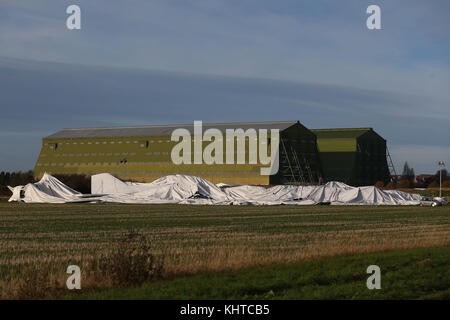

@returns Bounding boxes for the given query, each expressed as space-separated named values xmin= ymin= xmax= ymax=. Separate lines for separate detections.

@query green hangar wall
xmin=34 ymin=121 xmax=322 ymax=185
xmin=311 ymin=128 xmax=391 ymax=186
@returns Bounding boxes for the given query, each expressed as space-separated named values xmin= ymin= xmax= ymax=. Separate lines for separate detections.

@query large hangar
xmin=311 ymin=128 xmax=391 ymax=186
xmin=34 ymin=121 xmax=323 ymax=185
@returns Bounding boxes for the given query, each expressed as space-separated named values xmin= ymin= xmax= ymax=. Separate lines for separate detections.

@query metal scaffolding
xmin=280 ymin=138 xmax=315 ymax=184
xmin=386 ymin=146 xmax=397 ymax=177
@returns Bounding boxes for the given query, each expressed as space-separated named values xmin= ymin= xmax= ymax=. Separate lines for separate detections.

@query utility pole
xmin=438 ymin=161 xmax=445 ymax=198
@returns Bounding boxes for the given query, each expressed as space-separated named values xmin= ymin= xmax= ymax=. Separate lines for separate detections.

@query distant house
xmin=415 ymin=174 xmax=434 ymax=186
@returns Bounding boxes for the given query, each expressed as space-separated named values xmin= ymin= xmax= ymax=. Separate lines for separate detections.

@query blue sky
xmin=0 ymin=0 xmax=449 ymax=174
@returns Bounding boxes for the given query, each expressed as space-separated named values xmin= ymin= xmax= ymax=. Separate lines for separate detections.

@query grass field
xmin=0 ymin=203 xmax=449 ymax=299
xmin=65 ymin=246 xmax=450 ymax=300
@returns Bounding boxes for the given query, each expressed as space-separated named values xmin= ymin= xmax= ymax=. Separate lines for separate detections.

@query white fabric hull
xmin=7 ymin=172 xmax=428 ymax=206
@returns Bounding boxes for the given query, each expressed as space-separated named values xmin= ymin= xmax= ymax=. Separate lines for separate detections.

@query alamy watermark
xmin=366 ymin=5 xmax=381 ymax=30
xmin=66 ymin=5 xmax=81 ymax=30
xmin=170 ymin=121 xmax=280 ymax=175
xmin=66 ymin=265 xmax=81 ymax=290
xmin=366 ymin=265 xmax=381 ymax=289
xmin=65 ymin=4 xmax=382 ymax=31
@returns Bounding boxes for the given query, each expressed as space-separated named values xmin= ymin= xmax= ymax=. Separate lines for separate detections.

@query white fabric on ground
xmin=8 ymin=173 xmax=82 ymax=203
xmin=8 ymin=172 xmax=428 ymax=205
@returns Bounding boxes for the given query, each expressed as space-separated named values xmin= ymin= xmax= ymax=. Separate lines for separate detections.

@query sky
xmin=0 ymin=0 xmax=449 ymax=174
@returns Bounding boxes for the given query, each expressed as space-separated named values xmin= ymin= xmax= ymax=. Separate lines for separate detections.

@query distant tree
xmin=435 ymin=169 xmax=448 ymax=181
xmin=402 ymin=162 xmax=410 ymax=177
xmin=424 ymin=169 xmax=448 ymax=188
xmin=401 ymin=161 xmax=415 ymax=185
xmin=10 ymin=170 xmax=34 ymax=186
xmin=424 ymin=176 xmax=435 ymax=187
xmin=4 ymin=172 xmax=10 ymax=185
xmin=0 ymin=171 xmax=35 ymax=195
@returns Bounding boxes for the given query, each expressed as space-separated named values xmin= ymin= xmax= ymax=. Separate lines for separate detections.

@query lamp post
xmin=438 ymin=161 xmax=445 ymax=198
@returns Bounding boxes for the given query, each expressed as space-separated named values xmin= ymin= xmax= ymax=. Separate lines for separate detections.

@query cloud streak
xmin=0 ymin=58 xmax=448 ymax=173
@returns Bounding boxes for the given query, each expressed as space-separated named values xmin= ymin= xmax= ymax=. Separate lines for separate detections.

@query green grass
xmin=0 ymin=203 xmax=449 ymax=299
xmin=63 ymin=246 xmax=450 ymax=300
xmin=1 ymin=203 xmax=449 ymax=236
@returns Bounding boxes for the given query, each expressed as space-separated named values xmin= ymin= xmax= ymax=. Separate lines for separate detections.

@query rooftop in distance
xmin=45 ymin=121 xmax=304 ymax=139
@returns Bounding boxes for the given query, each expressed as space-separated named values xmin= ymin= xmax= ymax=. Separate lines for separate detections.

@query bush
xmin=428 ymin=181 xmax=439 ymax=188
xmin=95 ymin=230 xmax=164 ymax=287
xmin=396 ymin=179 xmax=410 ymax=188
xmin=0 ymin=185 xmax=10 ymax=196
xmin=375 ymin=181 xmax=384 ymax=188
xmin=428 ymin=180 xmax=450 ymax=188
xmin=385 ymin=181 xmax=396 ymax=190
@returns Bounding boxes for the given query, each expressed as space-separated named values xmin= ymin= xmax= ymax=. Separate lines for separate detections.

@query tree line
xmin=377 ymin=162 xmax=449 ymax=189
xmin=0 ymin=171 xmax=35 ymax=195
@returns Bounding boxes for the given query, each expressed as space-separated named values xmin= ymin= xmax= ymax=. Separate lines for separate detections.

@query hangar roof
xmin=311 ymin=128 xmax=385 ymax=152
xmin=45 ymin=121 xmax=300 ymax=139
xmin=311 ymin=128 xmax=373 ymax=139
